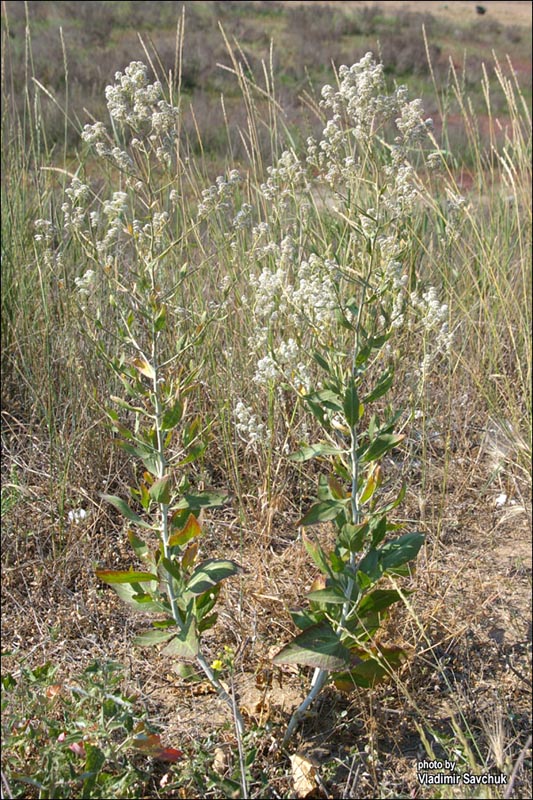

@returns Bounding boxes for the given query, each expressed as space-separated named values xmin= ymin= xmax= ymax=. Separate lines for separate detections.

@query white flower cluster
xmin=61 ymin=178 xmax=91 ymax=231
xmin=442 ymin=189 xmax=467 ymax=243
xmin=34 ymin=218 xmax=56 ymax=243
xmin=411 ymin=285 xmax=453 ymax=377
xmin=74 ymin=268 xmax=96 ymax=310
xmin=232 ymin=203 xmax=253 ymax=230
xmin=197 ymin=170 xmax=241 ymax=218
xmin=292 ymin=255 xmax=337 ymax=329
xmin=234 ymin=401 xmax=267 ymax=445
xmin=81 ymin=62 xmax=180 ymax=168
xmin=74 ymin=268 xmax=95 ymax=296
xmin=105 ymin=62 xmax=163 ymax=127
xmin=307 ymin=53 xmax=435 ymax=204
xmin=260 ymin=149 xmax=307 ymax=202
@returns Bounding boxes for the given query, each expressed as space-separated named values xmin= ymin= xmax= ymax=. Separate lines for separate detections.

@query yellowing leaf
xmin=132 ymin=358 xmax=155 ymax=381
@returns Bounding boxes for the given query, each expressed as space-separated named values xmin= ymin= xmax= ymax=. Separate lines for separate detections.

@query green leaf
xmin=186 ymin=558 xmax=241 ymax=595
xmin=162 ymin=615 xmax=198 ymax=659
xmin=339 ymin=521 xmax=369 ymax=552
xmin=313 ymin=389 xmax=343 ymax=411
xmin=363 ymin=368 xmax=394 ymax=404
xmin=380 ymin=532 xmax=424 ymax=570
xmin=333 ymin=646 xmax=406 ymax=690
xmin=198 ymin=612 xmax=218 ymax=633
xmin=361 ymin=434 xmax=405 ymax=463
xmin=357 ymin=549 xmax=382 ymax=585
xmin=289 ymin=608 xmax=321 ymax=631
xmin=370 ymin=515 xmax=388 ymax=547
xmin=343 ymin=378 xmax=360 ymax=428
xmin=127 ymin=529 xmax=150 ymax=561
xmin=149 ymin=475 xmax=172 ymax=505
xmin=111 ymin=583 xmax=166 ymax=613
xmin=272 ymin=620 xmax=352 ymax=671
xmin=313 ymin=351 xmax=331 ymax=374
xmin=288 ymin=443 xmax=345 ymax=462
xmin=95 ymin=568 xmax=158 ymax=584
xmin=358 ymin=589 xmax=405 ymax=615
xmin=175 ymin=491 xmax=228 ymax=511
xmin=161 ymin=399 xmax=184 ymax=430
xmin=82 ymin=744 xmax=106 ymax=796
xmin=302 ymin=532 xmax=331 ymax=575
xmin=160 ymin=556 xmax=183 ymax=583
xmin=307 ymin=587 xmax=346 ymax=604
xmin=298 ymin=499 xmax=347 ymax=526
xmin=133 ymin=629 xmax=176 ymax=647
xmin=101 ymin=494 xmax=154 ymax=529
xmin=154 ymin=305 xmax=167 ymax=332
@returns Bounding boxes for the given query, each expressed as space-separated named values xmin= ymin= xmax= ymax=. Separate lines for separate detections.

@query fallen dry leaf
xmin=212 ymin=745 xmax=232 ymax=776
xmin=290 ymin=752 xmax=318 ymax=798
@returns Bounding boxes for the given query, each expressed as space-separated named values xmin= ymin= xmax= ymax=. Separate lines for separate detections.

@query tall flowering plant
xmin=36 ymin=62 xmax=245 ymax=737
xmin=242 ymin=55 xmax=450 ymax=744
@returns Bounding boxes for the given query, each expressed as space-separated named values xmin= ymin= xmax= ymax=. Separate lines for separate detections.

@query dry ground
xmin=2 ymin=386 xmax=531 ymax=797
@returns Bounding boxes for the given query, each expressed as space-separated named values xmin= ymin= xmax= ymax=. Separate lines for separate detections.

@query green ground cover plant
xmin=2 ymin=3 xmax=531 ymax=798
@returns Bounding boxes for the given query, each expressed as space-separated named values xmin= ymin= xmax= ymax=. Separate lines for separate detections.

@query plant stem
xmin=150 ymin=324 xmax=245 ymax=739
xmin=281 ymin=667 xmax=329 ymax=748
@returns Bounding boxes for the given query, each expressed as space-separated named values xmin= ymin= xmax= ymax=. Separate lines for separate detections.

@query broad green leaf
xmin=95 ymin=568 xmax=158 ymax=584
xmin=298 ymin=499 xmax=347 ymax=526
xmin=361 ymin=434 xmax=405 ymax=463
xmin=304 ymin=388 xmax=343 ymax=413
xmin=175 ymin=491 xmax=228 ymax=511
xmin=339 ymin=521 xmax=369 ymax=552
xmin=289 ymin=608 xmax=322 ymax=631
xmin=302 ymin=532 xmax=331 ymax=575
xmin=307 ymin=587 xmax=346 ymax=604
xmin=357 ymin=589 xmax=405 ymax=615
xmin=333 ymin=645 xmax=406 ymax=690
xmin=162 ymin=615 xmax=198 ymax=659
xmin=154 ymin=305 xmax=167 ymax=332
xmin=272 ymin=620 xmax=352 ymax=671
xmin=133 ymin=629 xmax=176 ymax=647
xmin=149 ymin=475 xmax=171 ymax=504
xmin=357 ymin=549 xmax=382 ymax=584
xmin=288 ymin=443 xmax=345 ymax=463
xmin=101 ymin=494 xmax=154 ymax=529
xmin=186 ymin=559 xmax=241 ymax=595
xmin=82 ymin=744 xmax=106 ymax=796
xmin=176 ymin=443 xmax=207 ymax=467
xmin=370 ymin=515 xmax=388 ymax=547
xmin=110 ymin=583 xmax=165 ymax=614
xmin=161 ymin=399 xmax=184 ymax=431
xmin=343 ymin=378 xmax=360 ymax=428
xmin=380 ymin=532 xmax=424 ymax=569
xmin=127 ymin=529 xmax=149 ymax=561
xmin=198 ymin=612 xmax=218 ymax=633
xmin=160 ymin=556 xmax=183 ymax=583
